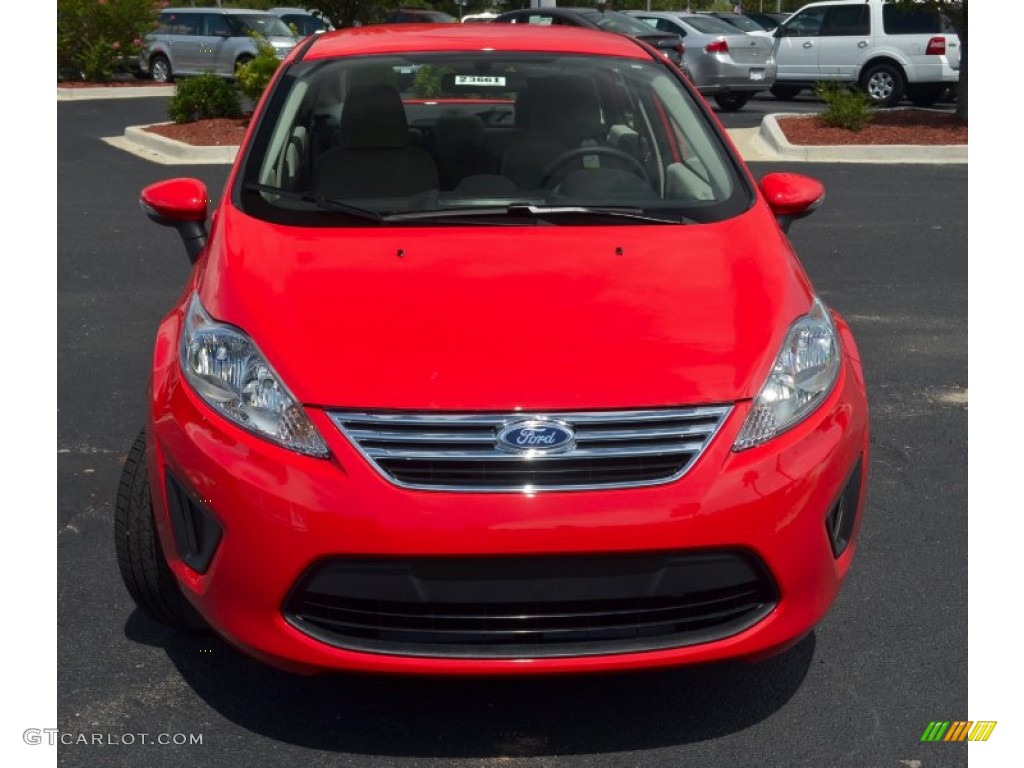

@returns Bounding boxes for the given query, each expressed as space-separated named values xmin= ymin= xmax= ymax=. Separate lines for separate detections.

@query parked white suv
xmin=769 ymin=0 xmax=959 ymax=107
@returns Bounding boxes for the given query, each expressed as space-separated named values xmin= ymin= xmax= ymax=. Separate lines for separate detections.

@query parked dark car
xmin=384 ymin=8 xmax=457 ymax=23
xmin=492 ymin=7 xmax=689 ymax=74
xmin=698 ymin=11 xmax=774 ymax=37
xmin=269 ymin=7 xmax=333 ymax=37
xmin=744 ymin=11 xmax=789 ymax=31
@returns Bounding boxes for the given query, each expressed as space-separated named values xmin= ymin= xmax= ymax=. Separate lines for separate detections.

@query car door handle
xmin=857 ymin=41 xmax=868 ymax=48
xmin=803 ymin=41 xmax=813 ymax=48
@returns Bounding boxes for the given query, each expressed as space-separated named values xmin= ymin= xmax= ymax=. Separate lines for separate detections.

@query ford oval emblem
xmin=497 ymin=420 xmax=576 ymax=455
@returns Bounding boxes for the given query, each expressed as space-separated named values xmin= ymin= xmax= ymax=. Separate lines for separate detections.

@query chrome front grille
xmin=328 ymin=407 xmax=732 ymax=492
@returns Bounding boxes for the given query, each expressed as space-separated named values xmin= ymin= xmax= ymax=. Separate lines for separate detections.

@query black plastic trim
xmin=164 ymin=471 xmax=223 ymax=574
xmin=826 ymin=454 xmax=864 ymax=558
xmin=283 ymin=550 xmax=778 ymax=659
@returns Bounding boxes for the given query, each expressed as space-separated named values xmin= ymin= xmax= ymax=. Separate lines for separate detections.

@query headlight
xmin=179 ymin=293 xmax=329 ymax=457
xmin=733 ymin=298 xmax=840 ymax=451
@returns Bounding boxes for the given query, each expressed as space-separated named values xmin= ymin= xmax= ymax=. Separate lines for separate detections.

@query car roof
xmin=269 ymin=8 xmax=318 ymax=14
xmin=163 ymin=7 xmax=278 ymax=14
xmin=628 ymin=11 xmax=694 ymax=18
xmin=303 ymin=23 xmax=653 ymax=61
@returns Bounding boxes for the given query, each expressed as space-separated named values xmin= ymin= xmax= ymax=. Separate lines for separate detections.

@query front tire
xmin=860 ymin=62 xmax=905 ymax=107
xmin=114 ymin=429 xmax=207 ymax=632
xmin=714 ymin=92 xmax=753 ymax=112
xmin=149 ymin=54 xmax=172 ymax=84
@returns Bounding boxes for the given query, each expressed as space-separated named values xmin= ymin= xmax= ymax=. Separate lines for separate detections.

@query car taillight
xmin=926 ymin=37 xmax=946 ymax=55
xmin=705 ymin=39 xmax=729 ymax=54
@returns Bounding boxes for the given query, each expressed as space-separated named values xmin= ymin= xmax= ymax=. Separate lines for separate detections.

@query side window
xmin=204 ymin=14 xmax=233 ymax=37
xmin=881 ymin=6 xmax=943 ymax=35
xmin=821 ymin=5 xmax=869 ymax=36
xmin=282 ymin=15 xmax=309 ymax=35
xmin=526 ymin=14 xmax=559 ymax=26
xmin=178 ymin=14 xmax=200 ymax=35
xmin=158 ymin=13 xmax=196 ymax=35
xmin=782 ymin=6 xmax=827 ymax=37
xmin=655 ymin=19 xmax=684 ymax=36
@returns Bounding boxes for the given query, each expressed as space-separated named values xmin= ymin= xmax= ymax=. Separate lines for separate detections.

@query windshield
xmin=234 ymin=14 xmax=294 ymax=38
xmin=579 ymin=10 xmax=668 ymax=36
xmin=681 ymin=14 xmax=743 ymax=35
xmin=282 ymin=14 xmax=329 ymax=35
xmin=717 ymin=14 xmax=765 ymax=33
xmin=237 ymin=51 xmax=749 ymax=226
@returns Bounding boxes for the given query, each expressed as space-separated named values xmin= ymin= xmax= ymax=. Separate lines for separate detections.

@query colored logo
xmin=921 ymin=721 xmax=997 ymax=742
xmin=497 ymin=420 xmax=575 ymax=455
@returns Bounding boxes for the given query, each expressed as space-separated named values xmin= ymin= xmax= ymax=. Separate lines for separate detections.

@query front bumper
xmin=147 ymin=310 xmax=869 ymax=675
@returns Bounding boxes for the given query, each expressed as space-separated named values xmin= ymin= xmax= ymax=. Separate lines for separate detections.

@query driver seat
xmin=500 ymin=75 xmax=607 ymax=190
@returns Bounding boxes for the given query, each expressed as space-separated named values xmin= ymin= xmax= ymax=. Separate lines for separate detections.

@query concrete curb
xmin=58 ymin=86 xmax=176 ymax=101
xmin=110 ymin=123 xmax=779 ymax=167
xmin=759 ymin=113 xmax=967 ymax=164
xmin=110 ymin=124 xmax=238 ymax=165
xmin=107 ymin=117 xmax=965 ymax=167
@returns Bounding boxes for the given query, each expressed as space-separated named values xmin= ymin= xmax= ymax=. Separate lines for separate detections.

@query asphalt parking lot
xmin=57 ymin=94 xmax=967 ymax=768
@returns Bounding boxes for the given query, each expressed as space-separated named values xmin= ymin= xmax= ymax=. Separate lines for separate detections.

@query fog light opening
xmin=826 ymin=455 xmax=864 ymax=558
xmin=165 ymin=471 xmax=223 ymax=574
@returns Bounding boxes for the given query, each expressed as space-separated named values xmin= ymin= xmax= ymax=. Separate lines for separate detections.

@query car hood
xmin=196 ymin=203 xmax=816 ymax=411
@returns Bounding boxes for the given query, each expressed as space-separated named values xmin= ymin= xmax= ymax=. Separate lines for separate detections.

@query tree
xmin=314 ymin=0 xmax=399 ymax=27
xmin=879 ymin=1 xmax=966 ymax=121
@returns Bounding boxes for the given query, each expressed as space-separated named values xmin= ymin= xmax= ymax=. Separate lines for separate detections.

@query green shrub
xmin=168 ymin=74 xmax=243 ymax=124
xmin=411 ymin=65 xmax=455 ymax=99
xmin=814 ymin=81 xmax=875 ymax=132
xmin=234 ymin=36 xmax=281 ymax=103
xmin=57 ymin=0 xmax=157 ymax=82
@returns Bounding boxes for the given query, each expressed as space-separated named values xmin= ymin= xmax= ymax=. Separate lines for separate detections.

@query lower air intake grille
xmin=328 ymin=407 xmax=731 ymax=491
xmin=283 ymin=552 xmax=777 ymax=659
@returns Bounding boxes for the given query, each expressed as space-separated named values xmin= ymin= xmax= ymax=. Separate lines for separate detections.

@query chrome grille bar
xmin=328 ymin=406 xmax=732 ymax=492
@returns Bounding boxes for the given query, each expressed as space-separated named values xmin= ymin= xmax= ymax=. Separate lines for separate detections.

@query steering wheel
xmin=539 ymin=146 xmax=651 ymax=189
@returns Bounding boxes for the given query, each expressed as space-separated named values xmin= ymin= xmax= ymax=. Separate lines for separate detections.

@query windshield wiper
xmin=244 ymin=183 xmax=383 ymax=223
xmin=509 ymin=205 xmax=686 ymax=224
xmin=382 ymin=204 xmax=685 ymax=225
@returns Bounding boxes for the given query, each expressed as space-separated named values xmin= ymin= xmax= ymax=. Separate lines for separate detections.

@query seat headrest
xmin=432 ymin=114 xmax=485 ymax=160
xmin=341 ymin=84 xmax=409 ymax=149
xmin=528 ymin=76 xmax=603 ymax=140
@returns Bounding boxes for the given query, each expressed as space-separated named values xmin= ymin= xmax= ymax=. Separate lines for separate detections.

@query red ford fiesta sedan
xmin=117 ymin=23 xmax=869 ymax=675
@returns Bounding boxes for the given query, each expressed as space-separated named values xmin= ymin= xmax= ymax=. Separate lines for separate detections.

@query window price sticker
xmin=455 ymin=75 xmax=507 ymax=87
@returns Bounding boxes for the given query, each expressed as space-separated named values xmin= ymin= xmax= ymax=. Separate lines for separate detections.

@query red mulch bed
xmin=140 ymin=107 xmax=966 ymax=149
xmin=145 ymin=118 xmax=251 ymax=147
xmin=777 ymin=108 xmax=967 ymax=146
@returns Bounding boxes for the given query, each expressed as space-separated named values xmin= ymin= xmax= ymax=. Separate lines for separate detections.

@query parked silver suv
xmin=140 ymin=7 xmax=299 ymax=83
xmin=770 ymin=0 xmax=959 ymax=107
